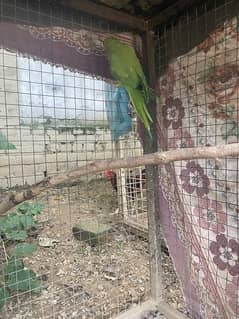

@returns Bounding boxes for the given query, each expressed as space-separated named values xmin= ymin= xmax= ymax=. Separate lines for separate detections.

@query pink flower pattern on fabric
xmin=193 ymin=198 xmax=226 ymax=233
xmin=210 ymin=234 xmax=239 ymax=276
xmin=226 ymin=276 xmax=239 ymax=314
xmin=159 ymin=65 xmax=176 ymax=97
xmin=168 ymin=129 xmax=194 ymax=149
xmin=162 ymin=97 xmax=185 ymax=129
xmin=180 ymin=161 xmax=210 ymax=197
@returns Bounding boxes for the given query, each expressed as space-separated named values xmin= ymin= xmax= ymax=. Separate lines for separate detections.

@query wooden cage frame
xmin=52 ymin=1 xmax=194 ymax=318
xmin=0 ymin=1 xmax=204 ymax=318
xmin=53 ymin=1 xmax=196 ymax=318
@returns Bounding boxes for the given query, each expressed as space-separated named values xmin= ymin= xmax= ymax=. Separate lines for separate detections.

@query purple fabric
xmin=159 ymin=187 xmax=201 ymax=317
xmin=0 ymin=22 xmax=112 ymax=79
xmin=156 ymin=16 xmax=239 ymax=319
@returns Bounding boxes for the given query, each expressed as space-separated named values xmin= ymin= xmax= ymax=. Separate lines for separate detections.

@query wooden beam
xmin=157 ymin=301 xmax=189 ymax=319
xmin=1 ymin=143 xmax=239 ymax=215
xmin=142 ymin=30 xmax=163 ymax=303
xmin=115 ymin=299 xmax=189 ymax=319
xmin=115 ymin=299 xmax=157 ymax=319
xmin=57 ymin=0 xmax=147 ymax=31
xmin=147 ymin=0 xmax=202 ymax=29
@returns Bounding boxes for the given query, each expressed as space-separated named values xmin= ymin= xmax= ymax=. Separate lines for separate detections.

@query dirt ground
xmin=1 ymin=178 xmax=187 ymax=319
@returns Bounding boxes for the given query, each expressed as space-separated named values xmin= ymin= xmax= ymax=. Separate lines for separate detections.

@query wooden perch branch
xmin=1 ymin=143 xmax=239 ymax=215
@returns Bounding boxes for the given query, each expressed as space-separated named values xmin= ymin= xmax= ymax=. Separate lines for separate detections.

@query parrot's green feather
xmin=104 ymin=37 xmax=154 ymax=136
xmin=125 ymin=86 xmax=152 ymax=132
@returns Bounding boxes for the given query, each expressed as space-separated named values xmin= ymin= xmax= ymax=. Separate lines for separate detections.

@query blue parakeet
xmin=104 ymin=37 xmax=153 ymax=136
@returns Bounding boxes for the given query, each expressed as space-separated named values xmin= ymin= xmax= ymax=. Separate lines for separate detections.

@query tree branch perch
xmin=1 ymin=143 xmax=239 ymax=215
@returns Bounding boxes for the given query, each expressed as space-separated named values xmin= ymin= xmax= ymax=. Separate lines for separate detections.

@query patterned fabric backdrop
xmin=157 ymin=16 xmax=239 ymax=319
xmin=0 ymin=21 xmax=140 ymax=80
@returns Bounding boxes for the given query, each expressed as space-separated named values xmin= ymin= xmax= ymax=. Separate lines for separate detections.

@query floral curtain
xmin=0 ymin=21 xmax=139 ymax=79
xmin=157 ymin=16 xmax=239 ymax=319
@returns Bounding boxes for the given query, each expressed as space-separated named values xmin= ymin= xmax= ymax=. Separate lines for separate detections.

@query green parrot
xmin=104 ymin=37 xmax=153 ymax=136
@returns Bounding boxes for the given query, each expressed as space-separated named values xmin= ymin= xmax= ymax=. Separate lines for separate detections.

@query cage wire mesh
xmin=0 ymin=55 xmax=152 ymax=318
xmin=114 ymin=123 xmax=148 ymax=234
xmin=2 ymin=0 xmax=239 ymax=318
xmin=155 ymin=0 xmax=239 ymax=318
xmin=0 ymin=1 xmax=153 ymax=319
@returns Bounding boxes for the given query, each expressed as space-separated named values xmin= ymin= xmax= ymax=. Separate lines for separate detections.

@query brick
xmin=72 ymin=220 xmax=111 ymax=246
xmin=3 ymin=66 xmax=17 ymax=80
xmin=31 ymin=128 xmax=45 ymax=136
xmin=4 ymin=79 xmax=18 ymax=92
xmin=3 ymin=53 xmax=17 ymax=68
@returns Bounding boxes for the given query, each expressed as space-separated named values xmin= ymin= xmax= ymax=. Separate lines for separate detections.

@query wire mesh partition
xmin=155 ymin=0 xmax=239 ymax=318
xmin=0 ymin=1 xmax=155 ymax=318
xmin=2 ymin=0 xmax=239 ymax=318
xmin=114 ymin=124 xmax=148 ymax=234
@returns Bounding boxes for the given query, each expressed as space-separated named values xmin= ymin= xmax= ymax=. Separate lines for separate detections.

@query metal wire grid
xmin=155 ymin=0 xmax=239 ymax=317
xmin=115 ymin=126 xmax=148 ymax=233
xmin=0 ymin=1 xmax=152 ymax=318
xmin=3 ymin=0 xmax=238 ymax=318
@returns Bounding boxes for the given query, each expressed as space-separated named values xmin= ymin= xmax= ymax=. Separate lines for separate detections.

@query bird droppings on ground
xmin=2 ymin=178 xmax=187 ymax=319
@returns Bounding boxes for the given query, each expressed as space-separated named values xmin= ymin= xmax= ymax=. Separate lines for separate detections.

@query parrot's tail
xmin=140 ymin=73 xmax=157 ymax=103
xmin=125 ymin=86 xmax=152 ymax=137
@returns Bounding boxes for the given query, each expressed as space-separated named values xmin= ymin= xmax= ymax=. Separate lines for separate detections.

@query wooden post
xmin=57 ymin=0 xmax=147 ymax=32
xmin=142 ymin=30 xmax=163 ymax=302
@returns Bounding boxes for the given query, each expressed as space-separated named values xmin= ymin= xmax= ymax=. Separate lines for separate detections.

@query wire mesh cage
xmin=0 ymin=57 xmax=152 ymax=319
xmin=114 ymin=122 xmax=148 ymax=234
xmin=155 ymin=1 xmax=239 ymax=318
xmin=0 ymin=0 xmax=238 ymax=319
xmin=0 ymin=1 xmax=153 ymax=318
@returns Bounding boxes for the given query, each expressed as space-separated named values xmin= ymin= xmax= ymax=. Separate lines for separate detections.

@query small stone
xmin=40 ymin=273 xmax=48 ymax=281
xmin=56 ymin=269 xmax=65 ymax=276
xmin=98 ymin=285 xmax=104 ymax=291
xmin=72 ymin=220 xmax=111 ymax=246
xmin=38 ymin=237 xmax=60 ymax=247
